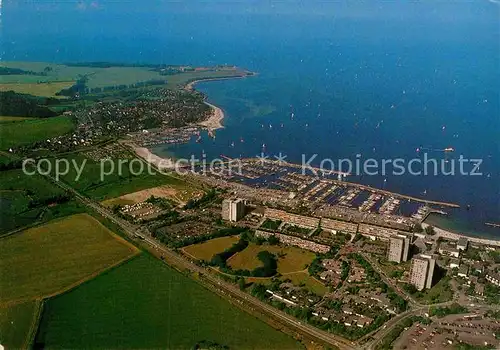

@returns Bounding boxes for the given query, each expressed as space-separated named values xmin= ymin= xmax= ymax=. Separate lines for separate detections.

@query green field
xmin=0 ymin=116 xmax=36 ymax=123
xmin=35 ymin=254 xmax=302 ymax=349
xmin=0 ymin=300 xmax=41 ymax=349
xmin=0 ymin=62 xmax=163 ymax=88
xmin=228 ymin=243 xmax=316 ymax=274
xmin=0 ymin=81 xmax=74 ymax=97
xmin=1 ymin=62 xmax=248 ymax=91
xmin=0 ymin=213 xmax=138 ymax=303
xmin=0 ymin=115 xmax=74 ymax=150
xmin=50 ymin=153 xmax=188 ymax=201
xmin=183 ymin=235 xmax=241 ymax=261
xmin=0 ymin=169 xmax=81 ymax=234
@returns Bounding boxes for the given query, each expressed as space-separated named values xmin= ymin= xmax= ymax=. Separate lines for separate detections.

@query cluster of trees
xmin=184 ymin=189 xmax=219 ymax=209
xmin=250 ymin=251 xmax=278 ymax=277
xmin=64 ymin=62 xmax=180 ymax=69
xmin=145 ymin=195 xmax=174 ymax=210
xmin=0 ymin=66 xmax=51 ymax=76
xmin=0 ymin=159 xmax=23 ymax=171
xmin=56 ymin=75 xmax=170 ymax=97
xmin=486 ymin=310 xmax=500 ymax=320
xmin=412 ymin=222 xmax=436 ymax=234
xmin=350 ymin=253 xmax=408 ymax=312
xmin=28 ymin=193 xmax=70 ymax=208
xmin=349 ymin=253 xmax=380 ymax=283
xmin=429 ymin=303 xmax=469 ymax=317
xmin=210 ymin=239 xmax=278 ymax=278
xmin=0 ymin=91 xmax=59 ymax=117
xmin=340 ymin=261 xmax=350 ymax=282
xmin=154 ymin=226 xmax=247 ymax=248
xmin=56 ymin=76 xmax=88 ymax=97
xmin=307 ymin=246 xmax=340 ymax=278
xmin=158 ymin=67 xmax=195 ymax=75
xmin=425 ymin=225 xmax=435 ymax=235
xmin=141 ymin=209 xmax=180 ymax=225
xmin=210 ymin=238 xmax=249 ymax=268
xmin=85 ymin=79 xmax=170 ymax=95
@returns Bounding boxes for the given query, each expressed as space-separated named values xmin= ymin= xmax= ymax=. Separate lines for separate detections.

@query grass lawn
xmin=260 ymin=218 xmax=282 ymax=230
xmin=228 ymin=243 xmax=316 ymax=274
xmin=35 ymin=254 xmax=302 ymax=349
xmin=245 ymin=272 xmax=328 ymax=297
xmin=0 ymin=300 xmax=41 ymax=349
xmin=284 ymin=272 xmax=329 ymax=296
xmin=0 ymin=213 xmax=139 ymax=303
xmin=0 ymin=82 xmax=74 ymax=97
xmin=0 ymin=116 xmax=74 ymax=150
xmin=414 ymin=276 xmax=453 ymax=304
xmin=183 ymin=235 xmax=240 ymax=261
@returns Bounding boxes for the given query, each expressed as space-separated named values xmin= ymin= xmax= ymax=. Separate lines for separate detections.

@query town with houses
xmin=206 ymin=190 xmax=500 ymax=349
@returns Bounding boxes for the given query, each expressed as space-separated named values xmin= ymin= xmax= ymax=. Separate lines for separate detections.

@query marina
xmin=190 ymin=157 xmax=461 ymax=232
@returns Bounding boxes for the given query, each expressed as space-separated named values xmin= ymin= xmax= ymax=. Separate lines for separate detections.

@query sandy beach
xmin=184 ymin=78 xmax=233 ymax=131
xmin=198 ymin=101 xmax=225 ymax=130
xmin=422 ymin=222 xmax=500 ymax=247
xmin=133 ymin=146 xmax=176 ymax=170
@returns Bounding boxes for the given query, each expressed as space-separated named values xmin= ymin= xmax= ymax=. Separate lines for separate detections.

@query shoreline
xmin=130 ymin=144 xmax=500 ymax=245
xmin=130 ymin=75 xmax=251 ymax=166
xmin=184 ymin=75 xmax=250 ymax=92
xmin=185 ymin=74 xmax=253 ymax=131
xmin=422 ymin=222 xmax=500 ymax=247
xmin=198 ymin=100 xmax=225 ymax=130
xmin=133 ymin=75 xmax=499 ymax=246
xmin=133 ymin=145 xmax=176 ymax=170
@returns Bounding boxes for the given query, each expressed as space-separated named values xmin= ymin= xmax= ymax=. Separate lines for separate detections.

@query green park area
xmin=35 ymin=254 xmax=302 ymax=349
xmin=228 ymin=243 xmax=316 ymax=274
xmin=185 ymin=235 xmax=329 ymax=296
xmin=183 ymin=235 xmax=241 ymax=261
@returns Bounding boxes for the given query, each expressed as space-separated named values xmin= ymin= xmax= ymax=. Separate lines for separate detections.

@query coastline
xmin=130 ymin=143 xmax=500 ymax=245
xmin=133 ymin=146 xmax=176 ymax=170
xmin=422 ymin=222 xmax=500 ymax=247
xmin=130 ymin=75 xmax=500 ymax=245
xmin=184 ymin=75 xmax=250 ymax=92
xmin=130 ymin=75 xmax=251 ymax=170
xmin=184 ymin=77 xmax=243 ymax=131
xmin=198 ymin=100 xmax=225 ymax=130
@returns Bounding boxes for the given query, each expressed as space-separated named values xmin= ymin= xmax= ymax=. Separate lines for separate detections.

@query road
xmin=45 ymin=174 xmax=357 ymax=350
xmin=361 ymin=253 xmax=420 ymax=307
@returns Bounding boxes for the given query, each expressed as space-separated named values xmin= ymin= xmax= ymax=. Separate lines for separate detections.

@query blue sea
xmin=3 ymin=1 xmax=499 ymax=237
